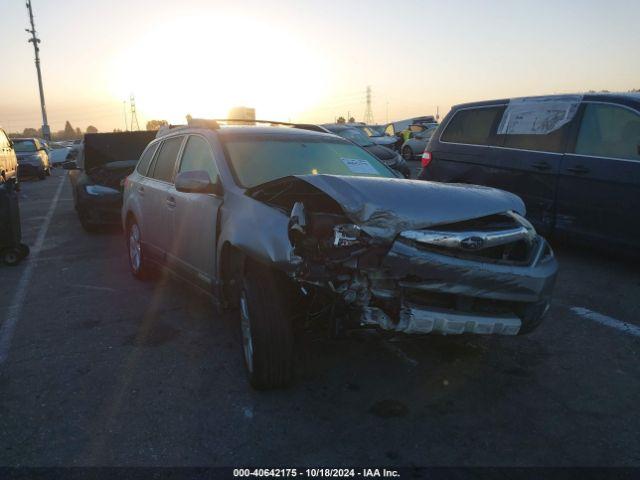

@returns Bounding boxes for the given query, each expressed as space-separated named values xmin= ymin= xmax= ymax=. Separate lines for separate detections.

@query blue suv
xmin=419 ymin=93 xmax=640 ymax=253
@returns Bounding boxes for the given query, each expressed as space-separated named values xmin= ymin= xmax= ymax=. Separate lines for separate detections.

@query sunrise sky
xmin=1 ymin=0 xmax=639 ymax=133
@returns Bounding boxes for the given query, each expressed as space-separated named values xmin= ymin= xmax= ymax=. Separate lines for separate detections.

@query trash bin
xmin=0 ymin=179 xmax=29 ymax=266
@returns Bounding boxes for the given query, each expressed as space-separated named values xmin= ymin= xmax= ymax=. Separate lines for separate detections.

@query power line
xmin=25 ymin=0 xmax=51 ymax=140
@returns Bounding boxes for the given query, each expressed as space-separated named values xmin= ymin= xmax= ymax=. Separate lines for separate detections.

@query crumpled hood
xmin=296 ymin=174 xmax=526 ymax=241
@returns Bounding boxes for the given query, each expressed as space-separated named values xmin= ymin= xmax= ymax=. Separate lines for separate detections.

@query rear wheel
xmin=38 ymin=169 xmax=46 ymax=180
xmin=239 ymin=262 xmax=295 ymax=389
xmin=127 ymin=220 xmax=152 ymax=280
xmin=402 ymin=145 xmax=413 ymax=161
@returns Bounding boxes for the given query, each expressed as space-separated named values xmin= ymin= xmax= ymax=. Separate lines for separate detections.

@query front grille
xmin=400 ymin=212 xmax=537 ymax=265
xmin=418 ymin=237 xmax=535 ymax=264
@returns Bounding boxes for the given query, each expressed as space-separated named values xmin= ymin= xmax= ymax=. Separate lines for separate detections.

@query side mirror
xmin=175 ymin=170 xmax=222 ymax=195
xmin=62 ymin=161 xmax=78 ymax=170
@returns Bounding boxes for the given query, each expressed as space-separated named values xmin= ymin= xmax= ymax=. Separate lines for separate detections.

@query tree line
xmin=8 ymin=121 xmax=98 ymax=140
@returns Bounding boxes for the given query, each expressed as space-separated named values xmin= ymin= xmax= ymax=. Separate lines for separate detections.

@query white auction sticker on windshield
xmin=341 ymin=158 xmax=378 ymax=174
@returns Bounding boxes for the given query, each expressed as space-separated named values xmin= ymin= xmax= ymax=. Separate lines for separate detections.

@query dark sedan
xmin=322 ymin=124 xmax=410 ymax=178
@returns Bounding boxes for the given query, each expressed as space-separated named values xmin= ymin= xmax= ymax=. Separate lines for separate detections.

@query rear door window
xmin=502 ymin=126 xmax=570 ymax=153
xmin=150 ymin=136 xmax=183 ymax=183
xmin=136 ymin=142 xmax=159 ymax=176
xmin=441 ymin=107 xmax=503 ymax=145
xmin=574 ymin=103 xmax=640 ymax=161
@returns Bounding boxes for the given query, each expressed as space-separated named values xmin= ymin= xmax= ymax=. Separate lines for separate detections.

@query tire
xmin=2 ymin=248 xmax=22 ymax=266
xmin=38 ymin=168 xmax=46 ymax=180
xmin=239 ymin=262 xmax=295 ymax=390
xmin=46 ymin=168 xmax=51 ymax=176
xmin=402 ymin=146 xmax=413 ymax=161
xmin=127 ymin=220 xmax=152 ymax=280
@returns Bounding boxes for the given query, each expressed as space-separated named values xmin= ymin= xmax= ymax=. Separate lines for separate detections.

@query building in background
xmin=228 ymin=107 xmax=255 ymax=125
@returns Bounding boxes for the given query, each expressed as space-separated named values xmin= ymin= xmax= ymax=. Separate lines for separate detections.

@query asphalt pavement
xmin=0 ymin=169 xmax=639 ymax=466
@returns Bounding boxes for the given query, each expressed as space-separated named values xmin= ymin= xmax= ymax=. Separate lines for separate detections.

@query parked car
xmin=401 ymin=123 xmax=439 ymax=160
xmin=349 ymin=124 xmax=397 ymax=148
xmin=0 ymin=127 xmax=18 ymax=184
xmin=419 ymin=93 xmax=640 ymax=253
xmin=322 ymin=124 xmax=410 ymax=177
xmin=383 ymin=116 xmax=437 ymax=137
xmin=48 ymin=146 xmax=72 ymax=167
xmin=122 ymin=119 xmax=557 ymax=389
xmin=383 ymin=116 xmax=438 ymax=152
xmin=67 ymin=131 xmax=156 ymax=231
xmin=12 ymin=138 xmax=50 ymax=179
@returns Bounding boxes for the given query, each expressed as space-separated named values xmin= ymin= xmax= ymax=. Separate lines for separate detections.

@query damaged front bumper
xmin=359 ymin=236 xmax=557 ymax=335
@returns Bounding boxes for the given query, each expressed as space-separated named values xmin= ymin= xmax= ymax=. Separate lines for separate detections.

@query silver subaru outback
xmin=122 ymin=119 xmax=558 ymax=390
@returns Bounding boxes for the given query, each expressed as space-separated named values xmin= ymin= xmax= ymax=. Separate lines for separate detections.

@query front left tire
xmin=239 ymin=261 xmax=295 ymax=390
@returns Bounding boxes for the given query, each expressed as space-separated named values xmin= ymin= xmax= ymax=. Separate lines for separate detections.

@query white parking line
xmin=570 ymin=307 xmax=640 ymax=338
xmin=0 ymin=176 xmax=65 ymax=365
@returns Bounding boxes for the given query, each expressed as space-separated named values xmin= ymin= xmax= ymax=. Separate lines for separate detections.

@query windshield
xmin=359 ymin=126 xmax=382 ymax=137
xmin=223 ymin=134 xmax=394 ymax=188
xmin=13 ymin=139 xmax=37 ymax=153
xmin=334 ymin=128 xmax=374 ymax=147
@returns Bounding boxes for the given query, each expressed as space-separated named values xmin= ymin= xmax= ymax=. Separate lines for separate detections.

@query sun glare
xmin=109 ymin=14 xmax=328 ymax=124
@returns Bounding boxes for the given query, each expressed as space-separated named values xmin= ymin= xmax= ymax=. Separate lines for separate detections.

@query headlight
xmin=85 ymin=184 xmax=120 ymax=196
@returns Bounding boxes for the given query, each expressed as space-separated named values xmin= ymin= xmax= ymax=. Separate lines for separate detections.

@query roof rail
xmin=155 ymin=118 xmax=330 ymax=139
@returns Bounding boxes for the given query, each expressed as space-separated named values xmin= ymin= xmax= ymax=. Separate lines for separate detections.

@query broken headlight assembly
xmin=333 ymin=224 xmax=362 ymax=247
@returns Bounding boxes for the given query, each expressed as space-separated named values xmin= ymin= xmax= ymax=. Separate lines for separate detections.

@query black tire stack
xmin=0 ymin=180 xmax=29 ymax=266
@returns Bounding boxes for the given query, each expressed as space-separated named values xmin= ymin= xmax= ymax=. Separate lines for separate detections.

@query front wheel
xmin=239 ymin=262 xmax=295 ymax=390
xmin=402 ymin=146 xmax=413 ymax=161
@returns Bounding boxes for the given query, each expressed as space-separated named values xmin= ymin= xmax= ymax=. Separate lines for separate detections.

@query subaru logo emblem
xmin=460 ymin=236 xmax=484 ymax=250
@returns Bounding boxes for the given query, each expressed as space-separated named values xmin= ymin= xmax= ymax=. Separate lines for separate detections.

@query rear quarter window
xmin=441 ymin=107 xmax=503 ymax=145
xmin=136 ymin=142 xmax=159 ymax=176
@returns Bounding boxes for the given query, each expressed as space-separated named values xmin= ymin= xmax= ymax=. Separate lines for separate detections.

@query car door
xmin=427 ymin=105 xmax=505 ymax=188
xmin=0 ymin=130 xmax=8 ymax=179
xmin=491 ymin=120 xmax=574 ymax=234
xmin=166 ymin=134 xmax=223 ymax=287
xmin=556 ymin=101 xmax=640 ymax=250
xmin=143 ymin=135 xmax=185 ymax=260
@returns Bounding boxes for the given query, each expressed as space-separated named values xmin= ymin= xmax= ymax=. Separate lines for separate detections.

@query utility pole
xmin=25 ymin=0 xmax=50 ymax=140
xmin=129 ymin=95 xmax=140 ymax=131
xmin=363 ymin=86 xmax=374 ymax=125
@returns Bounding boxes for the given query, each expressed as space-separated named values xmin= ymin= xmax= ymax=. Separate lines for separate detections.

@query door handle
xmin=166 ymin=196 xmax=176 ymax=209
xmin=137 ymin=186 xmax=145 ymax=195
xmin=531 ymin=162 xmax=551 ymax=171
xmin=566 ymin=165 xmax=590 ymax=175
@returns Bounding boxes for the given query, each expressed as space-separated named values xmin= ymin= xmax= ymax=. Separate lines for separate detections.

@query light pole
xmin=25 ymin=0 xmax=50 ymax=140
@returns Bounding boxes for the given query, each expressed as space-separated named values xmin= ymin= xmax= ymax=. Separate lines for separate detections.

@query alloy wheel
xmin=239 ymin=289 xmax=254 ymax=373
